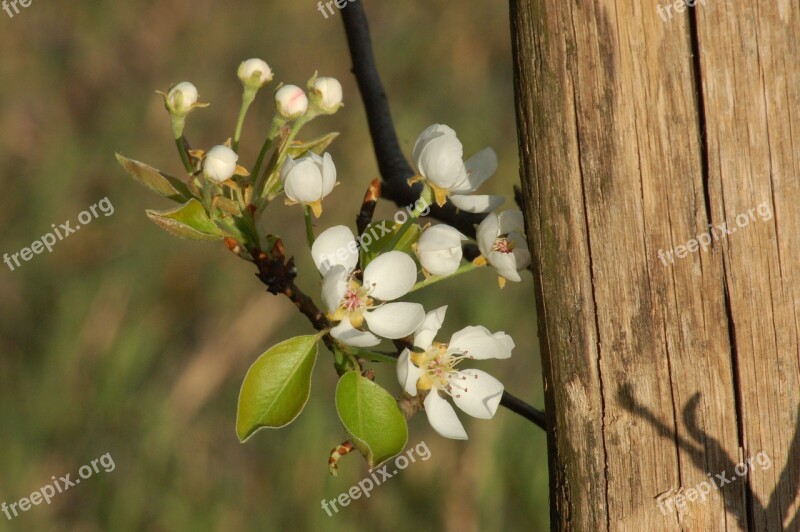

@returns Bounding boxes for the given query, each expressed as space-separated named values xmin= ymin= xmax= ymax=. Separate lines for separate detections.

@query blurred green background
xmin=0 ymin=1 xmax=547 ymax=530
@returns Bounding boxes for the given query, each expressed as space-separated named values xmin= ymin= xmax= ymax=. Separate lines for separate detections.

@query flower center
xmin=343 ymin=287 xmax=365 ymax=312
xmin=492 ymin=236 xmax=514 ymax=254
xmin=411 ymin=343 xmax=472 ymax=397
xmin=328 ymin=278 xmax=374 ymax=328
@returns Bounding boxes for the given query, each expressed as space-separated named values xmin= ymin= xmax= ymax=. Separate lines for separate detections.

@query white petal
xmin=280 ymin=155 xmax=298 ymax=180
xmin=451 ymin=369 xmax=504 ymax=419
xmin=418 ymin=248 xmax=462 ymax=276
xmin=424 ymin=391 xmax=468 ymax=440
xmin=462 ymin=148 xmax=498 ymax=191
xmin=412 ymin=124 xmax=457 ymax=167
xmin=311 ymin=225 xmax=358 ymax=275
xmin=365 ymin=302 xmax=425 ymax=339
xmin=448 ymin=325 xmax=514 ymax=360
xmin=413 ymin=305 xmax=447 ymax=349
xmin=488 ymin=251 xmax=523 ymax=282
xmin=512 ymin=247 xmax=532 ymax=271
xmin=363 ymin=251 xmax=418 ymax=301
xmin=417 ymin=135 xmax=466 ymax=189
xmin=330 ymin=319 xmax=380 ymax=347
xmin=321 ymin=152 xmax=337 ymax=196
xmin=417 ymin=224 xmax=467 ymax=251
xmin=498 ymin=210 xmax=525 ymax=235
xmin=397 ymin=348 xmax=422 ymax=396
xmin=284 ymin=159 xmax=325 ymax=203
xmin=321 ymin=265 xmax=349 ymax=313
xmin=476 ymin=212 xmax=500 ymax=256
xmin=449 ymin=194 xmax=505 ymax=214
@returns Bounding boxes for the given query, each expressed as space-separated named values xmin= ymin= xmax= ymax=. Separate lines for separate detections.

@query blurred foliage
xmin=0 ymin=0 xmax=547 ymax=530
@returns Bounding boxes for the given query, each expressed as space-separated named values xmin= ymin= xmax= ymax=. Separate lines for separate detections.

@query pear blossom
xmin=165 ymin=82 xmax=198 ymax=114
xmin=411 ymin=124 xmax=504 ymax=213
xmin=477 ymin=210 xmax=531 ymax=286
xmin=310 ymin=77 xmax=343 ymax=113
xmin=311 ymin=226 xmax=425 ymax=347
xmin=397 ymin=306 xmax=514 ymax=440
xmin=203 ymin=145 xmax=239 ymax=183
xmin=238 ymin=58 xmax=273 ymax=88
xmin=416 ymin=224 xmax=467 ymax=276
xmin=275 ymin=85 xmax=309 ymax=119
xmin=281 ymin=152 xmax=337 ymax=217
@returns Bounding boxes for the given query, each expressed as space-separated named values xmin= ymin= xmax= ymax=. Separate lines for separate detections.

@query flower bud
xmin=275 ymin=85 xmax=309 ymax=119
xmin=166 ymin=82 xmax=198 ymax=115
xmin=280 ymin=152 xmax=337 ymax=217
xmin=238 ymin=58 xmax=273 ymax=89
xmin=476 ymin=210 xmax=531 ymax=285
xmin=416 ymin=224 xmax=467 ymax=276
xmin=203 ymin=145 xmax=239 ymax=183
xmin=310 ymin=77 xmax=343 ymax=113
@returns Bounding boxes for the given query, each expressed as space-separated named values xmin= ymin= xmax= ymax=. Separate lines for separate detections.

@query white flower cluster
xmin=301 ymin=124 xmax=532 ymax=439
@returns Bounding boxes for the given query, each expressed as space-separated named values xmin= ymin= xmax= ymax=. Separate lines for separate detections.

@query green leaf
xmin=335 ymin=371 xmax=408 ymax=467
xmin=146 ymin=199 xmax=224 ymax=240
xmin=236 ymin=335 xmax=319 ymax=442
xmin=288 ymin=132 xmax=340 ymax=158
xmin=359 ymin=221 xmax=422 ymax=268
xmin=115 ymin=153 xmax=192 ymax=202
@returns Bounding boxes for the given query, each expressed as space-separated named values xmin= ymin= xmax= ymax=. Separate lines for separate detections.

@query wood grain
xmin=510 ymin=0 xmax=800 ymax=529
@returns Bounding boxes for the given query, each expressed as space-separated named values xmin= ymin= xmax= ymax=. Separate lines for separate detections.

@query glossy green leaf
xmin=146 ymin=199 xmax=224 ymax=240
xmin=359 ymin=221 xmax=422 ymax=267
xmin=115 ymin=153 xmax=192 ymax=202
xmin=335 ymin=371 xmax=408 ymax=467
xmin=236 ymin=335 xmax=319 ymax=442
xmin=288 ymin=132 xmax=339 ymax=158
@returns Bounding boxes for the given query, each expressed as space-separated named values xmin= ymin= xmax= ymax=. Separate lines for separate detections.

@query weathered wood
xmin=510 ymin=1 xmax=800 ymax=529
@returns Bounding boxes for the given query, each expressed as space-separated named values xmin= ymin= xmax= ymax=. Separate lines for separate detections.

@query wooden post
xmin=510 ymin=1 xmax=800 ymax=529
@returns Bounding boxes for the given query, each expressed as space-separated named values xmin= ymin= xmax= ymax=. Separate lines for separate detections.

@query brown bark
xmin=510 ymin=1 xmax=800 ymax=530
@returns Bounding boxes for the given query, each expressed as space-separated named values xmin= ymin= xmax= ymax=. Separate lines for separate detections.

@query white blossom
xmin=397 ymin=306 xmax=514 ymax=439
xmin=477 ymin=210 xmax=531 ymax=285
xmin=203 ymin=145 xmax=239 ymax=183
xmin=416 ymin=224 xmax=467 ymax=276
xmin=411 ymin=124 xmax=504 ymax=213
xmin=280 ymin=152 xmax=337 ymax=217
xmin=311 ymin=226 xmax=425 ymax=347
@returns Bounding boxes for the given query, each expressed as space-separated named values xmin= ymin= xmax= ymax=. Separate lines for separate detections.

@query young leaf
xmin=236 ymin=335 xmax=319 ymax=442
xmin=146 ymin=199 xmax=224 ymax=240
xmin=335 ymin=371 xmax=408 ymax=468
xmin=287 ymin=132 xmax=340 ymax=159
xmin=359 ymin=221 xmax=421 ymax=268
xmin=115 ymin=153 xmax=192 ymax=202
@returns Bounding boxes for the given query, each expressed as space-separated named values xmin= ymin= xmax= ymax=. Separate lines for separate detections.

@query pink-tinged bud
xmin=275 ymin=85 xmax=309 ymax=119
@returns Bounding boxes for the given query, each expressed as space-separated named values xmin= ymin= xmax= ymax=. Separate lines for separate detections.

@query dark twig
xmin=500 ymin=390 xmax=546 ymax=430
xmin=341 ymin=3 xmax=486 ymax=238
xmin=356 ymin=178 xmax=381 ymax=235
xmin=339 ymin=2 xmax=545 ymax=431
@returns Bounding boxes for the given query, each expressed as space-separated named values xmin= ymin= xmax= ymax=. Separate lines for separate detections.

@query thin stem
xmin=410 ymin=260 xmax=483 ymax=293
xmin=233 ymin=89 xmax=257 ymax=153
xmin=250 ymin=116 xmax=284 ymax=183
xmin=175 ymin=137 xmax=192 ymax=173
xmin=384 ymin=185 xmax=432 ymax=251
xmin=304 ymin=205 xmax=315 ymax=247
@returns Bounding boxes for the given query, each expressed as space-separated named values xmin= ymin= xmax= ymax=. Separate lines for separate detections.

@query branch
xmin=339 ymin=3 xmax=545 ymax=432
xmin=341 ymin=3 xmax=486 ymax=238
xmin=500 ymin=390 xmax=546 ymax=430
